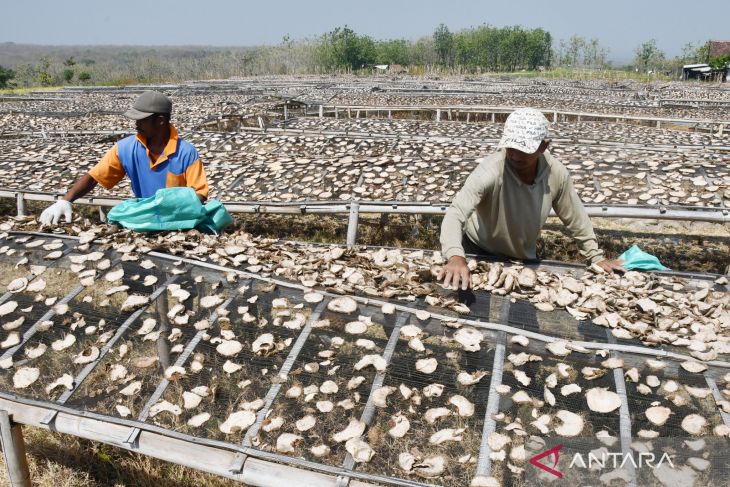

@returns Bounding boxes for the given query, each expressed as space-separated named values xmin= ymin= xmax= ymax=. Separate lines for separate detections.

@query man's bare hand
xmin=595 ymin=258 xmax=626 ymax=274
xmin=438 ymin=256 xmax=472 ymax=290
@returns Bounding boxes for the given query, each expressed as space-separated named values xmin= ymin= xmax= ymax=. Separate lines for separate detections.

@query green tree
xmin=680 ymin=42 xmax=698 ymax=63
xmin=78 ymin=71 xmax=91 ymax=82
xmin=280 ymin=34 xmax=294 ymax=74
xmin=12 ymin=64 xmax=34 ymax=87
xmin=238 ymin=52 xmax=254 ymax=76
xmin=452 ymin=24 xmax=551 ymax=71
xmin=318 ymin=26 xmax=376 ymax=70
xmin=63 ymin=56 xmax=76 ymax=67
xmin=583 ymin=38 xmax=607 ymax=67
xmin=525 ymin=28 xmax=552 ymax=69
xmin=433 ymin=24 xmax=454 ymax=65
xmin=62 ymin=68 xmax=74 ymax=83
xmin=0 ymin=65 xmax=15 ymax=88
xmin=375 ymin=39 xmax=410 ymax=65
xmin=708 ymin=53 xmax=730 ymax=71
xmin=634 ymin=39 xmax=665 ymax=72
xmin=696 ymin=42 xmax=709 ymax=63
xmin=665 ymin=41 xmax=708 ymax=74
xmin=408 ymin=37 xmax=438 ymax=66
xmin=35 ymin=56 xmax=54 ymax=86
xmin=554 ymin=36 xmax=609 ymax=68
xmin=565 ymin=35 xmax=585 ymax=66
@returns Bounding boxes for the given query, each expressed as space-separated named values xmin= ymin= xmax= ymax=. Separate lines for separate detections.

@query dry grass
xmin=0 ymin=87 xmax=63 ymax=95
xmin=0 ymin=262 xmax=29 ymax=290
xmin=0 ymin=426 xmax=242 ymax=487
xmin=0 ymin=199 xmax=17 ymax=219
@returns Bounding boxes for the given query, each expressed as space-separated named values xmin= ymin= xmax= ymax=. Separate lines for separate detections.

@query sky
xmin=2 ymin=0 xmax=729 ymax=63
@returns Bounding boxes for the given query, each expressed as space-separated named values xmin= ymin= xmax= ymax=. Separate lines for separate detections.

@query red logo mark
xmin=529 ymin=443 xmax=564 ymax=479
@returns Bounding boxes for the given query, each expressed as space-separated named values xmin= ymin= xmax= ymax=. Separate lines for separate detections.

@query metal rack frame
xmin=0 ymin=231 xmax=728 ymax=487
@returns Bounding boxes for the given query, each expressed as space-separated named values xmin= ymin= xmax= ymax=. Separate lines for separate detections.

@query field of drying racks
xmin=0 ymin=75 xmax=729 ymax=486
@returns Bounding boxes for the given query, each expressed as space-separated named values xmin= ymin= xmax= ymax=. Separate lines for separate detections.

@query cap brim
xmin=123 ymin=107 xmax=154 ymax=120
xmin=497 ymin=136 xmax=541 ymax=155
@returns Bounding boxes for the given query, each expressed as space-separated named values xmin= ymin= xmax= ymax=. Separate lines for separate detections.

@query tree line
xmin=0 ymin=26 xmax=719 ymax=89
xmin=630 ymin=39 xmax=730 ymax=80
xmin=316 ymin=25 xmax=552 ymax=71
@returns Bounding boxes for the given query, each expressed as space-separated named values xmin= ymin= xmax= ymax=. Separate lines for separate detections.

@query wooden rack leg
xmin=0 ymin=410 xmax=31 ymax=487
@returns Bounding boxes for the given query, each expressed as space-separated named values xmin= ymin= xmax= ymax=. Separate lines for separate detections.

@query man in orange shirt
xmin=39 ymin=90 xmax=209 ymax=225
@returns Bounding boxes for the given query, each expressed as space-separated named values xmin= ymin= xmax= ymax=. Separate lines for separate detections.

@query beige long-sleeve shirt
xmin=440 ymin=149 xmax=604 ymax=264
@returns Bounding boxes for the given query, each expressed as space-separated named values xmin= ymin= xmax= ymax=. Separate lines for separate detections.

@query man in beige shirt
xmin=439 ymin=108 xmax=624 ymax=290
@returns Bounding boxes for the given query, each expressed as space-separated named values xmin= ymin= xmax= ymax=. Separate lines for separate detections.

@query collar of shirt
xmin=135 ymin=123 xmax=179 ymax=169
xmin=502 ymin=151 xmax=551 ymax=188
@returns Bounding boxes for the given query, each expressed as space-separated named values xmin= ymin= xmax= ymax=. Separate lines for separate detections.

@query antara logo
xmin=529 ymin=443 xmax=675 ymax=479
xmin=529 ymin=444 xmax=563 ymax=478
xmin=568 ymin=451 xmax=674 ymax=470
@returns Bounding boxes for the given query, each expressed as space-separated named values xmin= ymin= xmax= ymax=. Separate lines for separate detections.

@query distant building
xmin=708 ymin=40 xmax=730 ymax=59
xmin=682 ymin=63 xmax=712 ymax=80
xmin=706 ymin=41 xmax=730 ymax=82
xmin=373 ymin=64 xmax=408 ymax=75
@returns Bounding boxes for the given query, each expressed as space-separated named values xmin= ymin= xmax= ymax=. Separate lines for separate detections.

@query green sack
xmin=198 ymin=199 xmax=233 ymax=234
xmin=618 ymin=244 xmax=668 ymax=271
xmin=107 ymin=187 xmax=232 ymax=234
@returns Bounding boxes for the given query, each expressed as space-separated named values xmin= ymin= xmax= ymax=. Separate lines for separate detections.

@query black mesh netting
xmin=0 ymin=233 xmax=728 ymax=487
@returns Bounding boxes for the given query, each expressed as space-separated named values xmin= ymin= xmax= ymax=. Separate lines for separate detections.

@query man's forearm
xmin=440 ymin=159 xmax=492 ymax=260
xmin=552 ymin=174 xmax=605 ymax=264
xmin=440 ymin=209 xmax=466 ymax=259
xmin=63 ymin=173 xmax=98 ymax=202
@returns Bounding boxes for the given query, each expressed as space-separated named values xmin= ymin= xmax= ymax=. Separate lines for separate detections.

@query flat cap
xmin=123 ymin=90 xmax=172 ymax=120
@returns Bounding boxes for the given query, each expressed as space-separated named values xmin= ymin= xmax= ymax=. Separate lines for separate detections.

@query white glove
xmin=39 ymin=200 xmax=73 ymax=226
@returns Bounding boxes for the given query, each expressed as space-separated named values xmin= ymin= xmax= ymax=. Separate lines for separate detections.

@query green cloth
xmin=618 ymin=245 xmax=668 ymax=271
xmin=107 ymin=187 xmax=232 ymax=234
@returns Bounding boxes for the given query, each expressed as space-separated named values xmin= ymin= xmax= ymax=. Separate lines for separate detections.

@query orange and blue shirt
xmin=89 ymin=124 xmax=209 ymax=200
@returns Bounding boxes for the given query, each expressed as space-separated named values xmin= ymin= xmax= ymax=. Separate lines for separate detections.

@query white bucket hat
xmin=497 ymin=108 xmax=550 ymax=154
